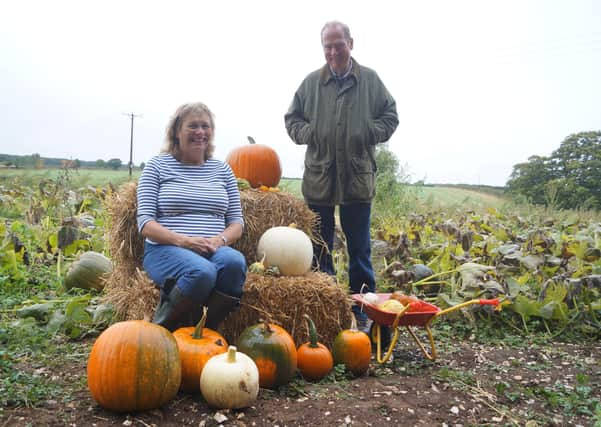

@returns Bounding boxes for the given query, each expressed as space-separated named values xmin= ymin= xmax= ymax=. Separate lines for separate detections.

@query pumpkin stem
xmin=192 ymin=306 xmax=208 ymax=339
xmin=350 ymin=315 xmax=359 ymax=332
xmin=247 ymin=136 xmax=256 ymax=145
xmin=259 ymin=318 xmax=273 ymax=334
xmin=304 ymin=314 xmax=319 ymax=348
xmin=227 ymin=345 xmax=237 ymax=363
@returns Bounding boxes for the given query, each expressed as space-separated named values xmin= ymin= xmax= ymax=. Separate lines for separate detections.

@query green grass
xmin=279 ymin=177 xmax=302 ymax=197
xmin=280 ymin=178 xmax=509 ymax=210
xmin=0 ymin=168 xmax=140 ymax=188
xmin=416 ymin=185 xmax=507 ymax=209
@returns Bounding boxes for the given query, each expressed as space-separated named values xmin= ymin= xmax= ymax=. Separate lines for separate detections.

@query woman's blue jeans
xmin=143 ymin=242 xmax=247 ymax=306
xmin=308 ymin=202 xmax=375 ymax=321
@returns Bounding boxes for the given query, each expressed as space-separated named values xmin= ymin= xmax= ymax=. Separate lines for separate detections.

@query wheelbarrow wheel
xmin=369 ymin=323 xmax=391 ymax=351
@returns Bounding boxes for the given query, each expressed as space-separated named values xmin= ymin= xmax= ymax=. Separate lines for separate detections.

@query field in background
xmin=0 ymin=170 xmax=508 ymax=210
xmin=280 ymin=177 xmax=508 ymax=209
xmin=415 ymin=185 xmax=507 ymax=209
xmin=0 ymin=168 xmax=140 ymax=187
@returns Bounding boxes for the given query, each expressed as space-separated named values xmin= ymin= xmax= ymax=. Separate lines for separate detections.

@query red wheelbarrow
xmin=351 ymin=293 xmax=500 ymax=363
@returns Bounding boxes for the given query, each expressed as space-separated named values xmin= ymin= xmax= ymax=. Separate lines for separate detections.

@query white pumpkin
xmin=200 ymin=346 xmax=259 ymax=409
xmin=362 ymin=292 xmax=380 ymax=305
xmin=256 ymin=226 xmax=313 ymax=276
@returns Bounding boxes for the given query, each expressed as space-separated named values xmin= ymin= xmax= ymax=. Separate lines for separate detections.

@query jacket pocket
xmin=347 ymin=157 xmax=375 ymax=201
xmin=366 ymin=121 xmax=379 ymax=145
xmin=302 ymin=161 xmax=333 ymax=202
xmin=301 ymin=124 xmax=315 ymax=147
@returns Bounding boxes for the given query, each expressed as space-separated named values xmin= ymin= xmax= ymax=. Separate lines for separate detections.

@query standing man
xmin=285 ymin=21 xmax=399 ymax=332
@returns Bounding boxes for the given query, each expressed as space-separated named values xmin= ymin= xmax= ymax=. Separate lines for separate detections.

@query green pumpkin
xmin=236 ymin=321 xmax=297 ymax=388
xmin=64 ymin=251 xmax=112 ymax=291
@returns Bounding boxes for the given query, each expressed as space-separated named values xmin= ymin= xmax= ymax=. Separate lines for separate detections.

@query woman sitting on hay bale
xmin=136 ymin=102 xmax=246 ymax=332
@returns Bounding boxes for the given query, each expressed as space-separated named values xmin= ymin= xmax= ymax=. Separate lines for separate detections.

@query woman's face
xmin=176 ymin=112 xmax=213 ymax=164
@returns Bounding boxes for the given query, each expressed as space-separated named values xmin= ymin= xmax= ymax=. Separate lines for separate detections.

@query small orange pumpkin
xmin=331 ymin=316 xmax=371 ymax=376
xmin=236 ymin=320 xmax=297 ymax=388
xmin=389 ymin=291 xmax=419 ymax=306
xmin=297 ymin=315 xmax=333 ymax=381
xmin=87 ymin=320 xmax=181 ymax=412
xmin=225 ymin=136 xmax=282 ymax=188
xmin=173 ymin=307 xmax=227 ymax=392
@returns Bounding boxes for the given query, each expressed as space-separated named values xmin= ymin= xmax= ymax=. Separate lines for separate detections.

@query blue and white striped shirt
xmin=137 ymin=154 xmax=244 ymax=244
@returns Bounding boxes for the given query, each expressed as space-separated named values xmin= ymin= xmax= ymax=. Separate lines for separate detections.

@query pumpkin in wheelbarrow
xmin=352 ymin=293 xmax=439 ymax=327
xmin=378 ymin=299 xmax=405 ymax=313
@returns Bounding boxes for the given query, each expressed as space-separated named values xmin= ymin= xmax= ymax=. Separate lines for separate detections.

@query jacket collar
xmin=320 ymin=57 xmax=361 ymax=85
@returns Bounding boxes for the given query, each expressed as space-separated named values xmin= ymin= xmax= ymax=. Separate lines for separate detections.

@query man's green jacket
xmin=285 ymin=58 xmax=399 ymax=206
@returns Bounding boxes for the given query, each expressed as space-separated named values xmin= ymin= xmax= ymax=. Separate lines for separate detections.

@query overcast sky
xmin=1 ymin=0 xmax=599 ymax=186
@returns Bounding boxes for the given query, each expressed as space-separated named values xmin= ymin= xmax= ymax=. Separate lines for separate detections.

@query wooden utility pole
xmin=123 ymin=112 xmax=141 ymax=179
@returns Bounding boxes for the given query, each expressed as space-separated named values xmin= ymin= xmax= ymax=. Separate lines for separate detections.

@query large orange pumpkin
xmin=87 ymin=320 xmax=181 ymax=412
xmin=225 ymin=136 xmax=282 ymax=188
xmin=173 ymin=307 xmax=228 ymax=393
xmin=331 ymin=316 xmax=371 ymax=376
xmin=236 ymin=320 xmax=297 ymax=388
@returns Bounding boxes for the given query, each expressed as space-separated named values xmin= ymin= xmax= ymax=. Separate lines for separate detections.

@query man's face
xmin=322 ymin=25 xmax=353 ymax=74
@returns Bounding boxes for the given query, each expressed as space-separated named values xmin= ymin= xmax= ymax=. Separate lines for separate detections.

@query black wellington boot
xmin=152 ymin=284 xmax=194 ymax=332
xmin=154 ymin=278 xmax=177 ymax=311
xmin=204 ymin=290 xmax=241 ymax=330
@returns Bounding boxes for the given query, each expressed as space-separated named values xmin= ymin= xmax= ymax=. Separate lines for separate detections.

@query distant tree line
xmin=0 ymin=154 xmax=145 ymax=171
xmin=506 ymin=131 xmax=601 ymax=210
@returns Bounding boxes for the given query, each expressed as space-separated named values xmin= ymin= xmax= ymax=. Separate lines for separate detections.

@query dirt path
xmin=3 ymin=336 xmax=599 ymax=426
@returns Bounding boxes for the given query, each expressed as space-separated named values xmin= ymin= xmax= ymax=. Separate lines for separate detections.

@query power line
xmin=122 ymin=112 xmax=142 ymax=179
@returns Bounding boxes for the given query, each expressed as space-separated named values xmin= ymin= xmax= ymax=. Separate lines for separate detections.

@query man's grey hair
xmin=321 ymin=21 xmax=351 ymax=43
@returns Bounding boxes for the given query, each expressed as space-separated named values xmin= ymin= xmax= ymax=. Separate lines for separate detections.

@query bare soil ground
xmin=2 ymin=331 xmax=600 ymax=427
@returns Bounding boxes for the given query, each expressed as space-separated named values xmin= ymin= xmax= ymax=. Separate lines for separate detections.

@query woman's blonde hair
xmin=162 ymin=102 xmax=216 ymax=160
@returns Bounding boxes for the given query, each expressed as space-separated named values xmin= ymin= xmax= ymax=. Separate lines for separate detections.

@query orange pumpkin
xmin=225 ymin=136 xmax=282 ymax=188
xmin=87 ymin=320 xmax=181 ymax=412
xmin=236 ymin=320 xmax=297 ymax=388
xmin=173 ymin=307 xmax=227 ymax=392
xmin=389 ymin=291 xmax=419 ymax=306
xmin=297 ymin=315 xmax=333 ymax=381
xmin=331 ymin=316 xmax=371 ymax=376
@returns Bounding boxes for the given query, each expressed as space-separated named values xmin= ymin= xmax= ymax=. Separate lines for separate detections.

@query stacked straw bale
xmin=222 ymin=272 xmax=353 ymax=347
xmin=102 ymin=181 xmax=353 ymax=346
xmin=233 ymin=189 xmax=322 ymax=264
xmin=103 ymin=181 xmax=157 ymax=321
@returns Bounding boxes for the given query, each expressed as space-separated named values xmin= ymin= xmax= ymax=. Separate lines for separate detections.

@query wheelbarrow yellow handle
xmin=432 ymin=298 xmax=499 ymax=319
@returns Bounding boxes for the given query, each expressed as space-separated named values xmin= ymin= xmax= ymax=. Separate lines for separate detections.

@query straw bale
xmin=103 ymin=268 xmax=353 ymax=346
xmin=104 ymin=181 xmax=145 ymax=268
xmin=104 ymin=266 xmax=158 ymax=321
xmin=223 ymin=272 xmax=353 ymax=348
xmin=233 ymin=189 xmax=320 ymax=264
